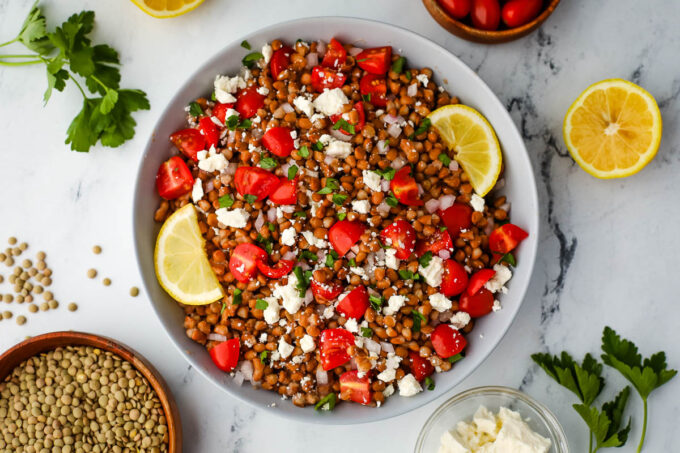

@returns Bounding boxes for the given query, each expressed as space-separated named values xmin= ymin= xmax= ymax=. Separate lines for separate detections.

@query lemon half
xmin=131 ymin=0 xmax=205 ymax=18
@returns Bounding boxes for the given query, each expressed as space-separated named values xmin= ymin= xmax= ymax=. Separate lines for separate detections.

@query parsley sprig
xmin=0 ymin=3 xmax=149 ymax=152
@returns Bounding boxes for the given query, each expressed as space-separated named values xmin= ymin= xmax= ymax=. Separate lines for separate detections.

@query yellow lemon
xmin=130 ymin=0 xmax=205 ymax=18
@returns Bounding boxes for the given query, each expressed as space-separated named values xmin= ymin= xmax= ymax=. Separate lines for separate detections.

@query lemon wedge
xmin=563 ymin=79 xmax=662 ymax=179
xmin=428 ymin=104 xmax=502 ymax=196
xmin=130 ymin=0 xmax=205 ymax=18
xmin=154 ymin=204 xmax=224 ymax=305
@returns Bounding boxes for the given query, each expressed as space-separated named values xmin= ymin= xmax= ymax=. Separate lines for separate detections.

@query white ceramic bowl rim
xmin=133 ymin=16 xmax=539 ymax=425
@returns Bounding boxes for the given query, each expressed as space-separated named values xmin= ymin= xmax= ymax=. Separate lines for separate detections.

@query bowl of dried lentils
xmin=0 ymin=331 xmax=181 ymax=452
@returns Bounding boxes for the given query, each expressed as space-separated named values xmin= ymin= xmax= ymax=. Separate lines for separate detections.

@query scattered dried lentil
xmin=93 ymin=245 xmax=102 ymax=254
xmin=130 ymin=286 xmax=140 ymax=297
xmin=68 ymin=302 xmax=78 ymax=312
xmin=87 ymin=268 xmax=97 ymax=279
xmin=7 ymin=237 xmax=16 ymax=246
xmin=103 ymin=277 xmax=112 ymax=286
xmin=15 ymin=315 xmax=26 ymax=325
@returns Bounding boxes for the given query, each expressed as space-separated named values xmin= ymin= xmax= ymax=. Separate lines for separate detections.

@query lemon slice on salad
xmin=155 ymin=204 xmax=224 ymax=305
xmin=428 ymin=104 xmax=502 ymax=196
xmin=130 ymin=0 xmax=205 ymax=18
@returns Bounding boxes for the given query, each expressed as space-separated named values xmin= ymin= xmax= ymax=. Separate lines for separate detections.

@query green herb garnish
xmin=448 ymin=353 xmax=464 ymax=364
xmin=313 ymin=141 xmax=324 ymax=151
xmin=293 ymin=266 xmax=312 ymax=297
xmin=360 ymin=327 xmax=373 ymax=338
xmin=299 ymin=250 xmax=318 ymax=262
xmin=218 ymin=194 xmax=235 ymax=208
xmin=220 ymin=302 xmax=226 ymax=316
xmin=362 ymin=94 xmax=371 ymax=102
xmin=419 ymin=251 xmax=433 ymax=268
xmin=374 ymin=167 xmax=396 ymax=181
xmin=242 ymin=51 xmax=264 ymax=68
xmin=298 ymin=145 xmax=310 ymax=158
xmin=385 ymin=192 xmax=398 ymax=207
xmin=405 ymin=70 xmax=412 ymax=81
xmin=288 ymin=165 xmax=298 ymax=180
xmin=259 ymin=351 xmax=268 ymax=364
xmin=369 ymin=295 xmax=384 ymax=311
xmin=267 ymin=222 xmax=276 ymax=232
xmin=438 ymin=153 xmax=452 ymax=166
xmin=337 ymin=212 xmax=347 ymax=221
xmin=255 ymin=299 xmax=268 ymax=310
xmin=424 ymin=376 xmax=435 ymax=391
xmin=391 ymin=56 xmax=406 ymax=74
xmin=244 ymin=194 xmax=258 ymax=204
xmin=348 ymin=258 xmax=356 ymax=268
xmin=256 ymin=234 xmax=273 ymax=254
xmin=226 ymin=115 xmax=252 ymax=131
xmin=325 ymin=250 xmax=339 ymax=268
xmin=314 ymin=393 xmax=337 ymax=411
xmin=409 ymin=118 xmax=431 ymax=139
xmin=398 ymin=270 xmax=419 ymax=281
xmin=232 ymin=288 xmax=242 ymax=305
xmin=500 ymin=252 xmax=516 ymax=266
xmin=294 ymin=211 xmax=307 ymax=218
xmin=189 ymin=101 xmax=203 ymax=117
xmin=317 ymin=177 xmax=339 ymax=195
xmin=259 ymin=155 xmax=278 ymax=169
xmin=332 ymin=194 xmax=348 ymax=206
xmin=412 ymin=310 xmax=426 ymax=333
xmin=332 ymin=118 xmax=355 ymax=135
xmin=240 ymin=40 xmax=251 ymax=50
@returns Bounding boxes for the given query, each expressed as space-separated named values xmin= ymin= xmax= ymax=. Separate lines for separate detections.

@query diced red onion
xmin=205 ymin=181 xmax=215 ymax=193
xmin=439 ymin=194 xmax=456 ymax=211
xmin=324 ymin=156 xmax=334 ymax=165
xmin=207 ymin=333 xmax=227 ymax=342
xmin=283 ymin=251 xmax=297 ymax=261
xmin=363 ymin=339 xmax=381 ymax=355
xmin=392 ymin=156 xmax=406 ymax=170
xmin=418 ymin=184 xmax=424 ymax=196
xmin=500 ymin=202 xmax=511 ymax=212
xmin=384 ymin=114 xmax=405 ymax=125
xmin=377 ymin=201 xmax=391 ymax=215
xmin=316 ymin=367 xmax=329 ymax=385
xmin=317 ymin=41 xmax=327 ymax=56
xmin=305 ymin=169 xmax=319 ymax=178
xmin=345 ymin=250 xmax=356 ymax=260
xmin=387 ymin=124 xmax=402 ymax=138
xmin=350 ymin=245 xmax=360 ymax=254
xmin=485 ymin=220 xmax=495 ymax=236
xmin=438 ymin=250 xmax=451 ymax=260
xmin=281 ymin=102 xmax=294 ymax=113
xmin=281 ymin=205 xmax=295 ymax=213
xmin=254 ymin=212 xmax=265 ymax=232
xmin=330 ymin=128 xmax=352 ymax=142
xmin=267 ymin=208 xmax=277 ymax=222
xmin=273 ymin=106 xmax=285 ymax=118
xmin=227 ymin=130 xmax=236 ymax=144
xmin=439 ymin=310 xmax=453 ymax=322
xmin=380 ymin=342 xmax=395 ymax=354
xmin=376 ymin=140 xmax=389 ymax=154
xmin=233 ymin=371 xmax=245 ymax=386
xmin=306 ymin=52 xmax=319 ymax=69
xmin=239 ymin=360 xmax=253 ymax=381
xmin=425 ymin=198 xmax=441 ymax=214
xmin=349 ymin=358 xmax=357 ymax=370
xmin=304 ymin=289 xmax=314 ymax=305
xmin=186 ymin=328 xmax=196 ymax=339
xmin=449 ymin=160 xmax=459 ymax=171
xmin=407 ymin=83 xmax=418 ymax=97
xmin=349 ymin=46 xmax=364 ymax=56
xmin=299 ymin=262 xmax=311 ymax=271
xmin=380 ymin=180 xmax=391 ymax=192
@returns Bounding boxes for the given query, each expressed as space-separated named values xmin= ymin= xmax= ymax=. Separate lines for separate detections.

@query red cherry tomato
xmin=438 ymin=204 xmax=472 ymax=238
xmin=322 ymin=38 xmax=347 ymax=69
xmin=409 ymin=351 xmax=434 ymax=381
xmin=197 ymin=117 xmax=220 ymax=149
xmin=310 ymin=279 xmax=344 ymax=301
xmin=229 ymin=243 xmax=268 ymax=283
xmin=336 ymin=286 xmax=369 ymax=320
xmin=319 ymin=328 xmax=354 ymax=370
xmin=310 ymin=66 xmax=347 ymax=92
xmin=355 ymin=46 xmax=392 ymax=75
xmin=440 ymin=260 xmax=469 ymax=297
xmin=415 ymin=229 xmax=453 ymax=257
xmin=212 ymin=102 xmax=234 ymax=124
xmin=459 ymin=287 xmax=495 ymax=317
xmin=156 ymin=156 xmax=194 ymax=200
xmin=488 ymin=223 xmax=529 ymax=255
xmin=328 ymin=220 xmax=366 ymax=257
xmin=234 ymin=166 xmax=280 ymax=201
xmin=256 ymin=259 xmax=294 ymax=279
xmin=502 ymin=0 xmax=543 ymax=28
xmin=339 ymin=370 xmax=372 ymax=405
xmin=471 ymin=0 xmax=501 ymax=30
xmin=359 ymin=74 xmax=388 ymax=107
xmin=391 ymin=167 xmax=423 ymax=207
xmin=261 ymin=126 xmax=295 ymax=158
xmin=467 ymin=269 xmax=496 ymax=296
xmin=209 ymin=338 xmax=240 ymax=372
xmin=169 ymin=128 xmax=205 ymax=161
xmin=437 ymin=0 xmax=472 ymax=19
xmin=379 ymin=220 xmax=416 ymax=259
xmin=431 ymin=324 xmax=467 ymax=359
xmin=330 ymin=101 xmax=365 ymax=135
xmin=235 ymin=86 xmax=265 ymax=118
xmin=270 ymin=46 xmax=293 ymax=80
xmin=268 ymin=177 xmax=298 ymax=205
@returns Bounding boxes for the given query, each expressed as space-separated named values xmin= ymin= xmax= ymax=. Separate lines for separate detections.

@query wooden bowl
xmin=422 ymin=0 xmax=561 ymax=44
xmin=0 ymin=331 xmax=182 ymax=452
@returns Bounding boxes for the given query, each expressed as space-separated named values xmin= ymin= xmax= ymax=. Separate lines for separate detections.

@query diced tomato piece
xmin=261 ymin=126 xmax=295 ymax=158
xmin=379 ymin=220 xmax=416 ymax=259
xmin=319 ymin=328 xmax=354 ymax=371
xmin=156 ymin=156 xmax=194 ymax=200
xmin=488 ymin=223 xmax=529 ymax=255
xmin=440 ymin=260 xmax=469 ymax=297
xmin=310 ymin=66 xmax=347 ymax=92
xmin=438 ymin=204 xmax=472 ymax=238
xmin=431 ymin=324 xmax=467 ymax=359
xmin=169 ymin=128 xmax=205 ymax=161
xmin=415 ymin=229 xmax=453 ymax=257
xmin=198 ymin=117 xmax=220 ymax=149
xmin=467 ymin=269 xmax=495 ymax=296
xmin=336 ymin=286 xmax=369 ymax=320
xmin=256 ymin=259 xmax=294 ymax=279
xmin=234 ymin=166 xmax=280 ymax=201
xmin=328 ymin=220 xmax=366 ymax=257
xmin=235 ymin=86 xmax=265 ymax=118
xmin=356 ymin=46 xmax=392 ymax=75
xmin=339 ymin=370 xmax=372 ymax=405
xmin=310 ymin=279 xmax=344 ymax=302
xmin=322 ymin=38 xmax=347 ymax=69
xmin=270 ymin=46 xmax=293 ymax=80
xmin=229 ymin=243 xmax=268 ymax=283
xmin=209 ymin=338 xmax=240 ymax=372
xmin=212 ymin=102 xmax=234 ymax=124
xmin=409 ymin=351 xmax=434 ymax=381
xmin=391 ymin=167 xmax=423 ymax=206
xmin=329 ymin=101 xmax=365 ymax=135
xmin=359 ymin=74 xmax=388 ymax=107
xmin=459 ymin=288 xmax=495 ymax=317
xmin=268 ymin=177 xmax=298 ymax=205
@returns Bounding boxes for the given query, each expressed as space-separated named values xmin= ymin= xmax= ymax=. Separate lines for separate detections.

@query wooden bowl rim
xmin=423 ymin=0 xmax=562 ymax=43
xmin=0 ymin=331 xmax=182 ymax=452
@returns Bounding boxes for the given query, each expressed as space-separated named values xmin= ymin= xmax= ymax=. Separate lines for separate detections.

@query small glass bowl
xmin=414 ymin=386 xmax=569 ymax=452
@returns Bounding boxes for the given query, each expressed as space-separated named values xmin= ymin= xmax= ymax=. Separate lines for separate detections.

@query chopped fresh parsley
xmin=226 ymin=114 xmax=251 ymax=131
xmin=385 ymin=192 xmax=399 ymax=207
xmin=211 ymin=92 xmax=216 ymax=101
xmin=332 ymin=194 xmax=348 ymax=206
xmin=500 ymin=252 xmax=516 ymax=266
xmin=325 ymin=250 xmax=339 ymax=268
xmin=237 ymin=119 xmax=252 ymax=129
xmin=409 ymin=118 xmax=431 ymax=139
xmin=362 ymin=94 xmax=371 ymax=102
xmin=218 ymin=194 xmax=234 ymax=208
xmin=259 ymin=154 xmax=278 ymax=169
xmin=419 ymin=251 xmax=433 ymax=268
xmin=361 ymin=327 xmax=373 ymax=338
xmin=288 ymin=165 xmax=298 ymax=180
xmin=240 ymin=40 xmax=251 ymax=50
xmin=438 ymin=153 xmax=452 ymax=166
xmin=256 ymin=234 xmax=274 ymax=254
xmin=259 ymin=351 xmax=268 ymax=364
xmin=267 ymin=222 xmax=276 ymax=232
xmin=448 ymin=353 xmax=464 ymax=364
xmin=424 ymin=376 xmax=435 ymax=391
xmin=348 ymin=258 xmax=357 ymax=268
xmin=369 ymin=295 xmax=384 ymax=311
xmin=440 ymin=226 xmax=448 ymax=232
xmin=337 ymin=212 xmax=347 ymax=221
xmin=332 ymin=118 xmax=355 ymax=135
xmin=313 ymin=141 xmax=324 ymax=151
xmin=299 ymin=250 xmax=318 ymax=262
xmin=188 ymin=101 xmax=203 ymax=117
xmin=294 ymin=211 xmax=307 ymax=218
xmin=232 ymin=288 xmax=242 ymax=305
xmin=255 ymin=299 xmax=268 ymax=310
xmin=293 ymin=266 xmax=312 ymax=297
xmin=314 ymin=393 xmax=337 ymax=411
xmin=374 ymin=167 xmax=396 ymax=181
xmin=398 ymin=269 xmax=419 ymax=281
xmin=317 ymin=177 xmax=339 ymax=195
xmin=391 ymin=56 xmax=406 ymax=74
xmin=220 ymin=302 xmax=226 ymax=316
xmin=244 ymin=194 xmax=258 ymax=204
xmin=298 ymin=145 xmax=310 ymax=158
xmin=412 ymin=310 xmax=426 ymax=333
xmin=405 ymin=70 xmax=412 ymax=81
xmin=242 ymin=51 xmax=264 ymax=68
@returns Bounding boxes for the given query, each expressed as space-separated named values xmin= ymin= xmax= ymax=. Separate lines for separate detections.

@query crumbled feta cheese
xmin=293 ymin=96 xmax=315 ymax=117
xmin=416 ymin=73 xmax=429 ymax=87
xmin=261 ymin=44 xmax=273 ymax=63
xmin=270 ymin=351 xmax=281 ymax=362
xmin=191 ymin=178 xmax=203 ymax=203
xmin=319 ymin=134 xmax=333 ymax=146
xmin=223 ymin=108 xmax=239 ymax=120
xmin=383 ymin=295 xmax=407 ymax=316
xmin=344 ymin=318 xmax=359 ymax=333
xmin=325 ymin=140 xmax=353 ymax=159
xmin=277 ymin=338 xmax=294 ymax=359
xmin=214 ymin=75 xmax=246 ymax=103
xmin=349 ymin=267 xmax=367 ymax=279
xmin=281 ymin=227 xmax=297 ymax=246
xmin=300 ymin=334 xmax=315 ymax=353
xmin=385 ymin=248 xmax=400 ymax=270
xmin=352 ymin=199 xmax=370 ymax=214
xmin=450 ymin=311 xmax=471 ymax=330
xmin=256 ymin=86 xmax=269 ymax=96
xmin=310 ymin=113 xmax=325 ymax=123
xmin=492 ymin=300 xmax=502 ymax=312
xmin=263 ymin=297 xmax=280 ymax=324
xmin=419 ymin=256 xmax=445 ymax=287
xmin=312 ymin=87 xmax=349 ymax=116
xmin=215 ymin=208 xmax=249 ymax=228
xmin=383 ymin=384 xmax=395 ymax=398
xmin=197 ymin=147 xmax=228 ymax=173
xmin=323 ymin=306 xmax=335 ymax=319
xmin=377 ymin=353 xmax=402 ymax=382
xmin=273 ymin=273 xmax=304 ymax=315
xmin=362 ymin=170 xmax=382 ymax=192
xmin=302 ymin=231 xmax=328 ymax=249
xmin=485 ymin=264 xmax=512 ymax=293
xmin=429 ymin=293 xmax=452 ymax=313
xmin=470 ymin=193 xmax=485 ymax=212
xmin=398 ymin=373 xmax=422 ymax=397
xmin=259 ymin=333 xmax=268 ymax=343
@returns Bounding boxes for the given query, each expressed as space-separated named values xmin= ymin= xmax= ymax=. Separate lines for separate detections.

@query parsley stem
xmin=637 ymin=398 xmax=647 ymax=453
xmin=0 ymin=37 xmax=19 ymax=48
xmin=0 ymin=53 xmax=42 ymax=58
xmin=588 ymin=433 xmax=593 ymax=453
xmin=67 ymin=72 xmax=88 ymax=99
xmin=0 ymin=58 xmax=43 ymax=66
xmin=89 ymin=74 xmax=109 ymax=92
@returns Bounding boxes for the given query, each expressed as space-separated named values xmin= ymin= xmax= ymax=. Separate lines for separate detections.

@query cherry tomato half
xmin=209 ymin=338 xmax=240 ymax=372
xmin=502 ymin=0 xmax=543 ymax=28
xmin=330 ymin=101 xmax=366 ymax=135
xmin=256 ymin=259 xmax=295 ymax=279
xmin=356 ymin=46 xmax=392 ymax=75
xmin=169 ymin=128 xmax=205 ymax=161
xmin=437 ymin=0 xmax=472 ymax=19
xmin=234 ymin=166 xmax=280 ymax=201
xmin=328 ymin=220 xmax=366 ymax=257
xmin=409 ymin=351 xmax=434 ymax=382
xmin=467 ymin=269 xmax=495 ymax=296
xmin=339 ymin=370 xmax=372 ymax=405
xmin=270 ymin=46 xmax=293 ymax=80
xmin=440 ymin=260 xmax=469 ymax=297
xmin=415 ymin=229 xmax=453 ymax=257
xmin=310 ymin=279 xmax=344 ymax=302
xmin=156 ymin=156 xmax=194 ymax=200
xmin=319 ymin=328 xmax=354 ymax=370
xmin=322 ymin=38 xmax=347 ymax=69
xmin=336 ymin=286 xmax=369 ymax=320
xmin=229 ymin=243 xmax=268 ymax=283
xmin=310 ymin=66 xmax=347 ymax=92
xmin=391 ymin=167 xmax=423 ymax=206
xmin=438 ymin=204 xmax=472 ymax=238
xmin=235 ymin=86 xmax=265 ymax=119
xmin=459 ymin=287 xmax=495 ymax=317
xmin=268 ymin=177 xmax=298 ymax=205
xmin=488 ymin=223 xmax=529 ymax=255
xmin=198 ymin=117 xmax=220 ymax=149
xmin=359 ymin=74 xmax=388 ymax=107
xmin=471 ymin=0 xmax=501 ymax=30
xmin=431 ymin=324 xmax=467 ymax=359
xmin=262 ymin=126 xmax=295 ymax=158
xmin=379 ymin=220 xmax=416 ymax=259
xmin=212 ymin=102 xmax=234 ymax=124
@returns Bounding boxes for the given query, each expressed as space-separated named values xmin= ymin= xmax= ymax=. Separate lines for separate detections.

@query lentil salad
xmin=153 ymin=37 xmax=529 ymax=408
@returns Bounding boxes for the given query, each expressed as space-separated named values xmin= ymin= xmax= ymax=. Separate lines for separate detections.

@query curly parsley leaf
xmin=17 ymin=1 xmax=53 ymax=55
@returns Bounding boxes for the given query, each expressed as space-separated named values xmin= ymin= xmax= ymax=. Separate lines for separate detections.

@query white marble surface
xmin=1 ymin=0 xmax=679 ymax=451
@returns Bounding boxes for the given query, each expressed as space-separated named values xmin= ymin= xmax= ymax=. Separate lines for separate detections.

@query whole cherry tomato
xmin=471 ymin=0 xmax=501 ymax=30
xmin=437 ymin=0 xmax=472 ymax=19
xmin=430 ymin=324 xmax=467 ymax=359
xmin=502 ymin=0 xmax=543 ymax=28
xmin=235 ymin=86 xmax=265 ymax=118
xmin=459 ymin=287 xmax=495 ymax=317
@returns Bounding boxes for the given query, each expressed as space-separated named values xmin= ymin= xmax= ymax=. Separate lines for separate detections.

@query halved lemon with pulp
xmin=130 ymin=0 xmax=204 ymax=18
xmin=155 ymin=204 xmax=224 ymax=305
xmin=563 ymin=79 xmax=662 ymax=179
xmin=428 ymin=104 xmax=502 ymax=196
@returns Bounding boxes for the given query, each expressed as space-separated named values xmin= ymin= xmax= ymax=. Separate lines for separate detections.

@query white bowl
xmin=133 ymin=17 xmax=539 ymax=424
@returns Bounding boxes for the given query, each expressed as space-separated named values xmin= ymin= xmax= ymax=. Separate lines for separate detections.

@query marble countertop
xmin=1 ymin=0 xmax=678 ymax=451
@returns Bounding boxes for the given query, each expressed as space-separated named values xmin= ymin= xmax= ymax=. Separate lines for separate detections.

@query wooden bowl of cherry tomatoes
xmin=423 ymin=0 xmax=561 ymax=44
